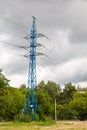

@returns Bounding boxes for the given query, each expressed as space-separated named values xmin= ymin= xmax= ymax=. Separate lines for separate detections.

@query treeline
xmin=0 ymin=69 xmax=87 ymax=121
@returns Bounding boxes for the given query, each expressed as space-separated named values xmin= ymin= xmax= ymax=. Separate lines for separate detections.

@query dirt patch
xmin=38 ymin=121 xmax=87 ymax=130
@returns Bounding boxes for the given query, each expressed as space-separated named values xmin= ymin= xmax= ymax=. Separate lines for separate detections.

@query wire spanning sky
xmin=0 ymin=0 xmax=87 ymax=88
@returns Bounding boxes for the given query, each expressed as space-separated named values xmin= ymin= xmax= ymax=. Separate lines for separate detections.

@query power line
xmin=3 ymin=0 xmax=46 ymax=29
xmin=0 ymin=30 xmax=24 ymax=39
xmin=0 ymin=48 xmax=29 ymax=62
xmin=0 ymin=17 xmax=28 ymax=30
xmin=3 ymin=0 xmax=32 ymax=23
xmin=0 ymin=31 xmax=32 ymax=43
xmin=0 ymin=40 xmax=29 ymax=50
xmin=0 ymin=40 xmax=82 ymax=85
xmin=0 ymin=0 xmax=82 ymax=84
xmin=46 ymin=55 xmax=79 ymax=77
xmin=0 ymin=1 xmax=49 ymax=47
xmin=0 ymin=39 xmax=76 ymax=74
xmin=0 ymin=34 xmax=77 ymax=76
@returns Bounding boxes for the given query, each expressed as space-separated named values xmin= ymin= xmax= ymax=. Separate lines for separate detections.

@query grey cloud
xmin=3 ymin=55 xmax=28 ymax=75
xmin=1 ymin=0 xmax=87 ymax=44
xmin=62 ymin=71 xmax=87 ymax=85
xmin=0 ymin=0 xmax=87 ymax=86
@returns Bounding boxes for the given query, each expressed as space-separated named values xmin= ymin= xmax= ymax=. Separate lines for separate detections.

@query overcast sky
xmin=0 ymin=0 xmax=87 ymax=88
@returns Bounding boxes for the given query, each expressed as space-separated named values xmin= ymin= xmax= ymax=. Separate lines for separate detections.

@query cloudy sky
xmin=0 ymin=0 xmax=87 ymax=88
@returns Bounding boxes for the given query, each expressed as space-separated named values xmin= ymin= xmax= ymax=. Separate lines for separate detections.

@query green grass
xmin=0 ymin=121 xmax=56 ymax=130
xmin=0 ymin=121 xmax=56 ymax=127
xmin=37 ymin=121 xmax=56 ymax=126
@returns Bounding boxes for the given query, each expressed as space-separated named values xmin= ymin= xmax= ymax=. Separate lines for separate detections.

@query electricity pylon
xmin=23 ymin=16 xmax=48 ymax=121
xmin=23 ymin=17 xmax=39 ymax=121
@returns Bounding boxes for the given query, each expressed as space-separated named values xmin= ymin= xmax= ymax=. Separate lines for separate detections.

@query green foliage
xmin=14 ymin=114 xmax=31 ymax=122
xmin=0 ymin=70 xmax=26 ymax=121
xmin=19 ymin=84 xmax=26 ymax=90
xmin=69 ymin=92 xmax=87 ymax=120
xmin=0 ymin=69 xmax=10 ymax=88
xmin=0 ymin=87 xmax=25 ymax=121
xmin=37 ymin=81 xmax=87 ymax=121
xmin=45 ymin=81 xmax=60 ymax=101
xmin=0 ymin=69 xmax=87 ymax=122
xmin=38 ymin=89 xmax=52 ymax=117
xmin=38 ymin=80 xmax=45 ymax=89
xmin=62 ymin=83 xmax=76 ymax=104
xmin=57 ymin=104 xmax=76 ymax=120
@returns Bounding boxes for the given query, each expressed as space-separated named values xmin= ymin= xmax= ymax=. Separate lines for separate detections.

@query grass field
xmin=0 ymin=121 xmax=87 ymax=130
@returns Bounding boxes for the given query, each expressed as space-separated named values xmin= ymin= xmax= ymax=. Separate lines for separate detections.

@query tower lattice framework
xmin=23 ymin=17 xmax=39 ymax=121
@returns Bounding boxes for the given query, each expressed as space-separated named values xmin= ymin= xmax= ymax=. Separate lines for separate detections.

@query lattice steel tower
xmin=23 ymin=17 xmax=39 ymax=121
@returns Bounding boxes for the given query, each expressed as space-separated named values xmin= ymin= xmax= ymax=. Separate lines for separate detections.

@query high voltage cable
xmin=0 ymin=40 xmax=29 ymax=51
xmin=49 ymin=51 xmax=77 ymax=72
xmin=0 ymin=50 xmax=28 ymax=61
xmin=0 ymin=31 xmax=24 ymax=39
xmin=0 ymin=0 xmax=80 ymax=78
xmin=4 ymin=0 xmax=32 ymax=17
xmin=0 ymin=17 xmax=28 ymax=30
xmin=3 ymin=0 xmax=45 ymax=28
xmin=0 ymin=36 xmax=77 ymax=74
xmin=0 ymin=39 xmax=80 ymax=75
xmin=37 ymin=45 xmax=78 ymax=74
xmin=0 ymin=31 xmax=31 ymax=43
xmin=49 ymin=56 xmax=79 ymax=74
xmin=0 ymin=40 xmax=46 ymax=50
xmin=0 ymin=0 xmax=49 ymax=43
xmin=0 ymin=0 xmax=79 ymax=85
xmin=0 ymin=39 xmax=77 ymax=73
xmin=3 ymin=0 xmax=32 ymax=23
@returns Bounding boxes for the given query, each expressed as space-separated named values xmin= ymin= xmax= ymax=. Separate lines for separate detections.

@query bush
xmin=14 ymin=114 xmax=31 ymax=122
xmin=0 ymin=117 xmax=4 ymax=122
xmin=58 ymin=105 xmax=76 ymax=120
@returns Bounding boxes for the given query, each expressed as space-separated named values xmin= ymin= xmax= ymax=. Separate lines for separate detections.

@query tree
xmin=0 ymin=70 xmax=25 ymax=121
xmin=0 ymin=69 xmax=10 ymax=120
xmin=38 ymin=81 xmax=62 ymax=120
xmin=57 ymin=104 xmax=75 ymax=120
xmin=45 ymin=81 xmax=61 ymax=103
xmin=38 ymin=88 xmax=53 ymax=119
xmin=69 ymin=92 xmax=87 ymax=120
xmin=0 ymin=86 xmax=25 ymax=121
xmin=38 ymin=80 xmax=45 ymax=89
xmin=62 ymin=82 xmax=76 ymax=104
xmin=19 ymin=84 xmax=26 ymax=90
xmin=0 ymin=69 xmax=10 ymax=88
